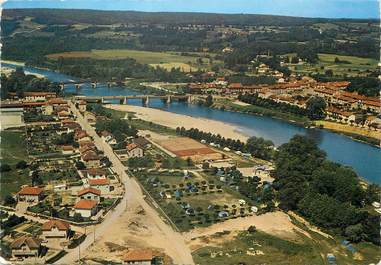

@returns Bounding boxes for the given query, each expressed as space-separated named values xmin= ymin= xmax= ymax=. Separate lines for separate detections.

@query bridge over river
xmin=73 ymin=94 xmax=192 ymax=105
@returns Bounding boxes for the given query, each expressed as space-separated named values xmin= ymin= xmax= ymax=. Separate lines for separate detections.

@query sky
xmin=2 ymin=0 xmax=380 ymax=19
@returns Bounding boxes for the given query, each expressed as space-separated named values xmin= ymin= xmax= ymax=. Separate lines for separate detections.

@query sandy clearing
xmin=183 ymin=211 xmax=306 ymax=245
xmin=233 ymin=100 xmax=251 ymax=106
xmin=105 ymin=104 xmax=249 ymax=142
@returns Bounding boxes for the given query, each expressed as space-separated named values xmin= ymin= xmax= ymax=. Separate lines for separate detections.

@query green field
xmin=288 ymin=53 xmax=378 ymax=77
xmin=0 ymin=131 xmax=30 ymax=201
xmin=47 ymin=49 xmax=218 ymax=72
xmin=1 ymin=131 xmax=28 ymax=164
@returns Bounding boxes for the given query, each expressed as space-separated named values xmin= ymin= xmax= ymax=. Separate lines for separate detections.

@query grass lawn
xmin=0 ymin=131 xmax=30 ymax=201
xmin=287 ymin=53 xmax=378 ymax=77
xmin=0 ymin=131 xmax=28 ymax=164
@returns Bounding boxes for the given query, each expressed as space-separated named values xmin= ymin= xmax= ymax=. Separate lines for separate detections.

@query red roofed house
xmin=17 ymin=186 xmax=44 ymax=204
xmin=74 ymin=199 xmax=98 ymax=218
xmin=82 ymin=150 xmax=100 ymax=168
xmin=123 ymin=249 xmax=154 ymax=265
xmin=78 ymin=188 xmax=101 ymax=202
xmin=42 ymin=220 xmax=71 ymax=240
xmin=126 ymin=143 xmax=143 ymax=158
xmin=75 ymin=130 xmax=91 ymax=143
xmin=88 ymin=178 xmax=110 ymax=193
xmin=10 ymin=235 xmax=42 ymax=259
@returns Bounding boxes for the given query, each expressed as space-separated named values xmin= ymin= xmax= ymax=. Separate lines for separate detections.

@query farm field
xmin=288 ymin=53 xmax=378 ymax=76
xmin=46 ymin=49 xmax=217 ymax=72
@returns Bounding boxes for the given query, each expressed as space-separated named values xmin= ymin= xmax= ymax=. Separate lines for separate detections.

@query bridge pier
xmin=75 ymin=84 xmax=81 ymax=90
xmin=59 ymin=83 xmax=65 ymax=90
xmin=91 ymin=83 xmax=97 ymax=89
xmin=101 ymin=97 xmax=105 ymax=104
xmin=142 ymin=96 xmax=150 ymax=106
xmin=107 ymin=82 xmax=112 ymax=88
xmin=187 ymin=95 xmax=192 ymax=104
xmin=166 ymin=95 xmax=171 ymax=104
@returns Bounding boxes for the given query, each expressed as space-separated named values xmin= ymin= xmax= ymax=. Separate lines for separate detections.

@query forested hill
xmin=2 ymin=8 xmax=378 ymax=26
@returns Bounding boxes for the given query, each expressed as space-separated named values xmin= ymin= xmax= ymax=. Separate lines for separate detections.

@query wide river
xmin=4 ymin=63 xmax=381 ymax=184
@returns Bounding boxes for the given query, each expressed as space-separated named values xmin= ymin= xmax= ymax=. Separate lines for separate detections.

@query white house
xmin=74 ymin=199 xmax=98 ymax=218
xmin=88 ymin=178 xmax=110 ymax=193
xmin=126 ymin=143 xmax=144 ymax=158
xmin=17 ymin=186 xmax=44 ymax=204
xmin=77 ymin=188 xmax=101 ymax=202
xmin=41 ymin=220 xmax=71 ymax=240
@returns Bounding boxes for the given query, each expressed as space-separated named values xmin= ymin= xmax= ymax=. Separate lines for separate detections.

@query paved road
xmin=57 ymin=101 xmax=194 ymax=265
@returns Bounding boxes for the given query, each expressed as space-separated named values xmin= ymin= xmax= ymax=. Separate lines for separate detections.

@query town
xmin=1 ymin=5 xmax=381 ymax=265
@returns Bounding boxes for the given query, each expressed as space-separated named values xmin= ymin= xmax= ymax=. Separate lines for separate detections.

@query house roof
xmin=82 ymin=150 xmax=99 ymax=161
xmin=78 ymin=188 xmax=101 ymax=197
xmin=123 ymin=249 xmax=154 ymax=262
xmin=10 ymin=236 xmax=42 ymax=249
xmin=74 ymin=199 xmax=98 ymax=210
xmin=42 ymin=219 xmax=70 ymax=231
xmin=62 ymin=145 xmax=74 ymax=151
xmin=126 ymin=143 xmax=139 ymax=151
xmin=18 ymin=186 xmax=43 ymax=196
xmin=87 ymin=168 xmax=107 ymax=176
xmin=133 ymin=137 xmax=150 ymax=147
xmin=89 ymin=178 xmax=110 ymax=186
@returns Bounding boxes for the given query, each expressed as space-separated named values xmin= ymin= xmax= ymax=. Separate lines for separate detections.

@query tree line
xmin=176 ymin=127 xmax=274 ymax=160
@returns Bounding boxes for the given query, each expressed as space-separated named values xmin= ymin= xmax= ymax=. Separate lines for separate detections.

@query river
xmin=3 ymin=62 xmax=381 ymax=184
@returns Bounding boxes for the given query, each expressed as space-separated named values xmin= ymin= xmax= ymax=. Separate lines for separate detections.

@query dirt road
xmin=58 ymin=101 xmax=194 ymax=265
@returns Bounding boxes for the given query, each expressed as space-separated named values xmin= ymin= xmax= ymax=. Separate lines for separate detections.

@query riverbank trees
xmin=1 ymin=67 xmax=61 ymax=99
xmin=274 ymin=135 xmax=380 ymax=245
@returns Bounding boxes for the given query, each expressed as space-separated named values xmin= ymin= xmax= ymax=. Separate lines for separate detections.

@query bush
xmin=0 ymin=164 xmax=11 ymax=172
xmin=16 ymin=160 xmax=28 ymax=169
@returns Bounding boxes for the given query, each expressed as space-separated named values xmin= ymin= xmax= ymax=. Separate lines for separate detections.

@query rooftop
xmin=124 ymin=249 xmax=154 ymax=262
xmin=74 ymin=199 xmax=98 ymax=210
xmin=18 ymin=186 xmax=43 ymax=196
xmin=42 ymin=219 xmax=70 ymax=231
xmin=78 ymin=187 xmax=101 ymax=197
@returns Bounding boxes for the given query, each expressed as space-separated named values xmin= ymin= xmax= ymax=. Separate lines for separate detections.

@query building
xmin=62 ymin=145 xmax=75 ymax=155
xmin=77 ymin=188 xmax=101 ymax=202
xmin=123 ymin=249 xmax=154 ymax=265
xmin=87 ymin=168 xmax=107 ymax=179
xmin=88 ymin=178 xmax=110 ymax=193
xmin=23 ymin=92 xmax=56 ymax=102
xmin=75 ymin=130 xmax=91 ymax=143
xmin=10 ymin=236 xmax=42 ymax=259
xmin=126 ymin=143 xmax=144 ymax=158
xmin=74 ymin=199 xmax=98 ymax=218
xmin=133 ymin=137 xmax=151 ymax=149
xmin=42 ymin=104 xmax=54 ymax=115
xmin=77 ymin=100 xmax=87 ymax=112
xmin=41 ymin=220 xmax=71 ymax=240
xmin=82 ymin=150 xmax=100 ymax=168
xmin=17 ymin=186 xmax=44 ymax=204
xmin=101 ymin=131 xmax=117 ymax=145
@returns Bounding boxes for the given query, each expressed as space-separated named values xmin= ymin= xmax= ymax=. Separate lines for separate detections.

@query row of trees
xmin=273 ymin=135 xmax=380 ymax=244
xmin=176 ymin=127 xmax=274 ymax=160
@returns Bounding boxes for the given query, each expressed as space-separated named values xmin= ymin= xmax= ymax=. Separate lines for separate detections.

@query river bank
xmin=104 ymin=104 xmax=249 ymax=142
xmin=198 ymin=96 xmax=380 ymax=147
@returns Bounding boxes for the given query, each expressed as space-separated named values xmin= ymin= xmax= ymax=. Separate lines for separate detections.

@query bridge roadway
xmin=73 ymin=94 xmax=192 ymax=104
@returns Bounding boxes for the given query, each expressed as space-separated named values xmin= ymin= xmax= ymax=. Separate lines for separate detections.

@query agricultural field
xmin=46 ymin=49 xmax=219 ymax=72
xmin=288 ymin=53 xmax=378 ymax=77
